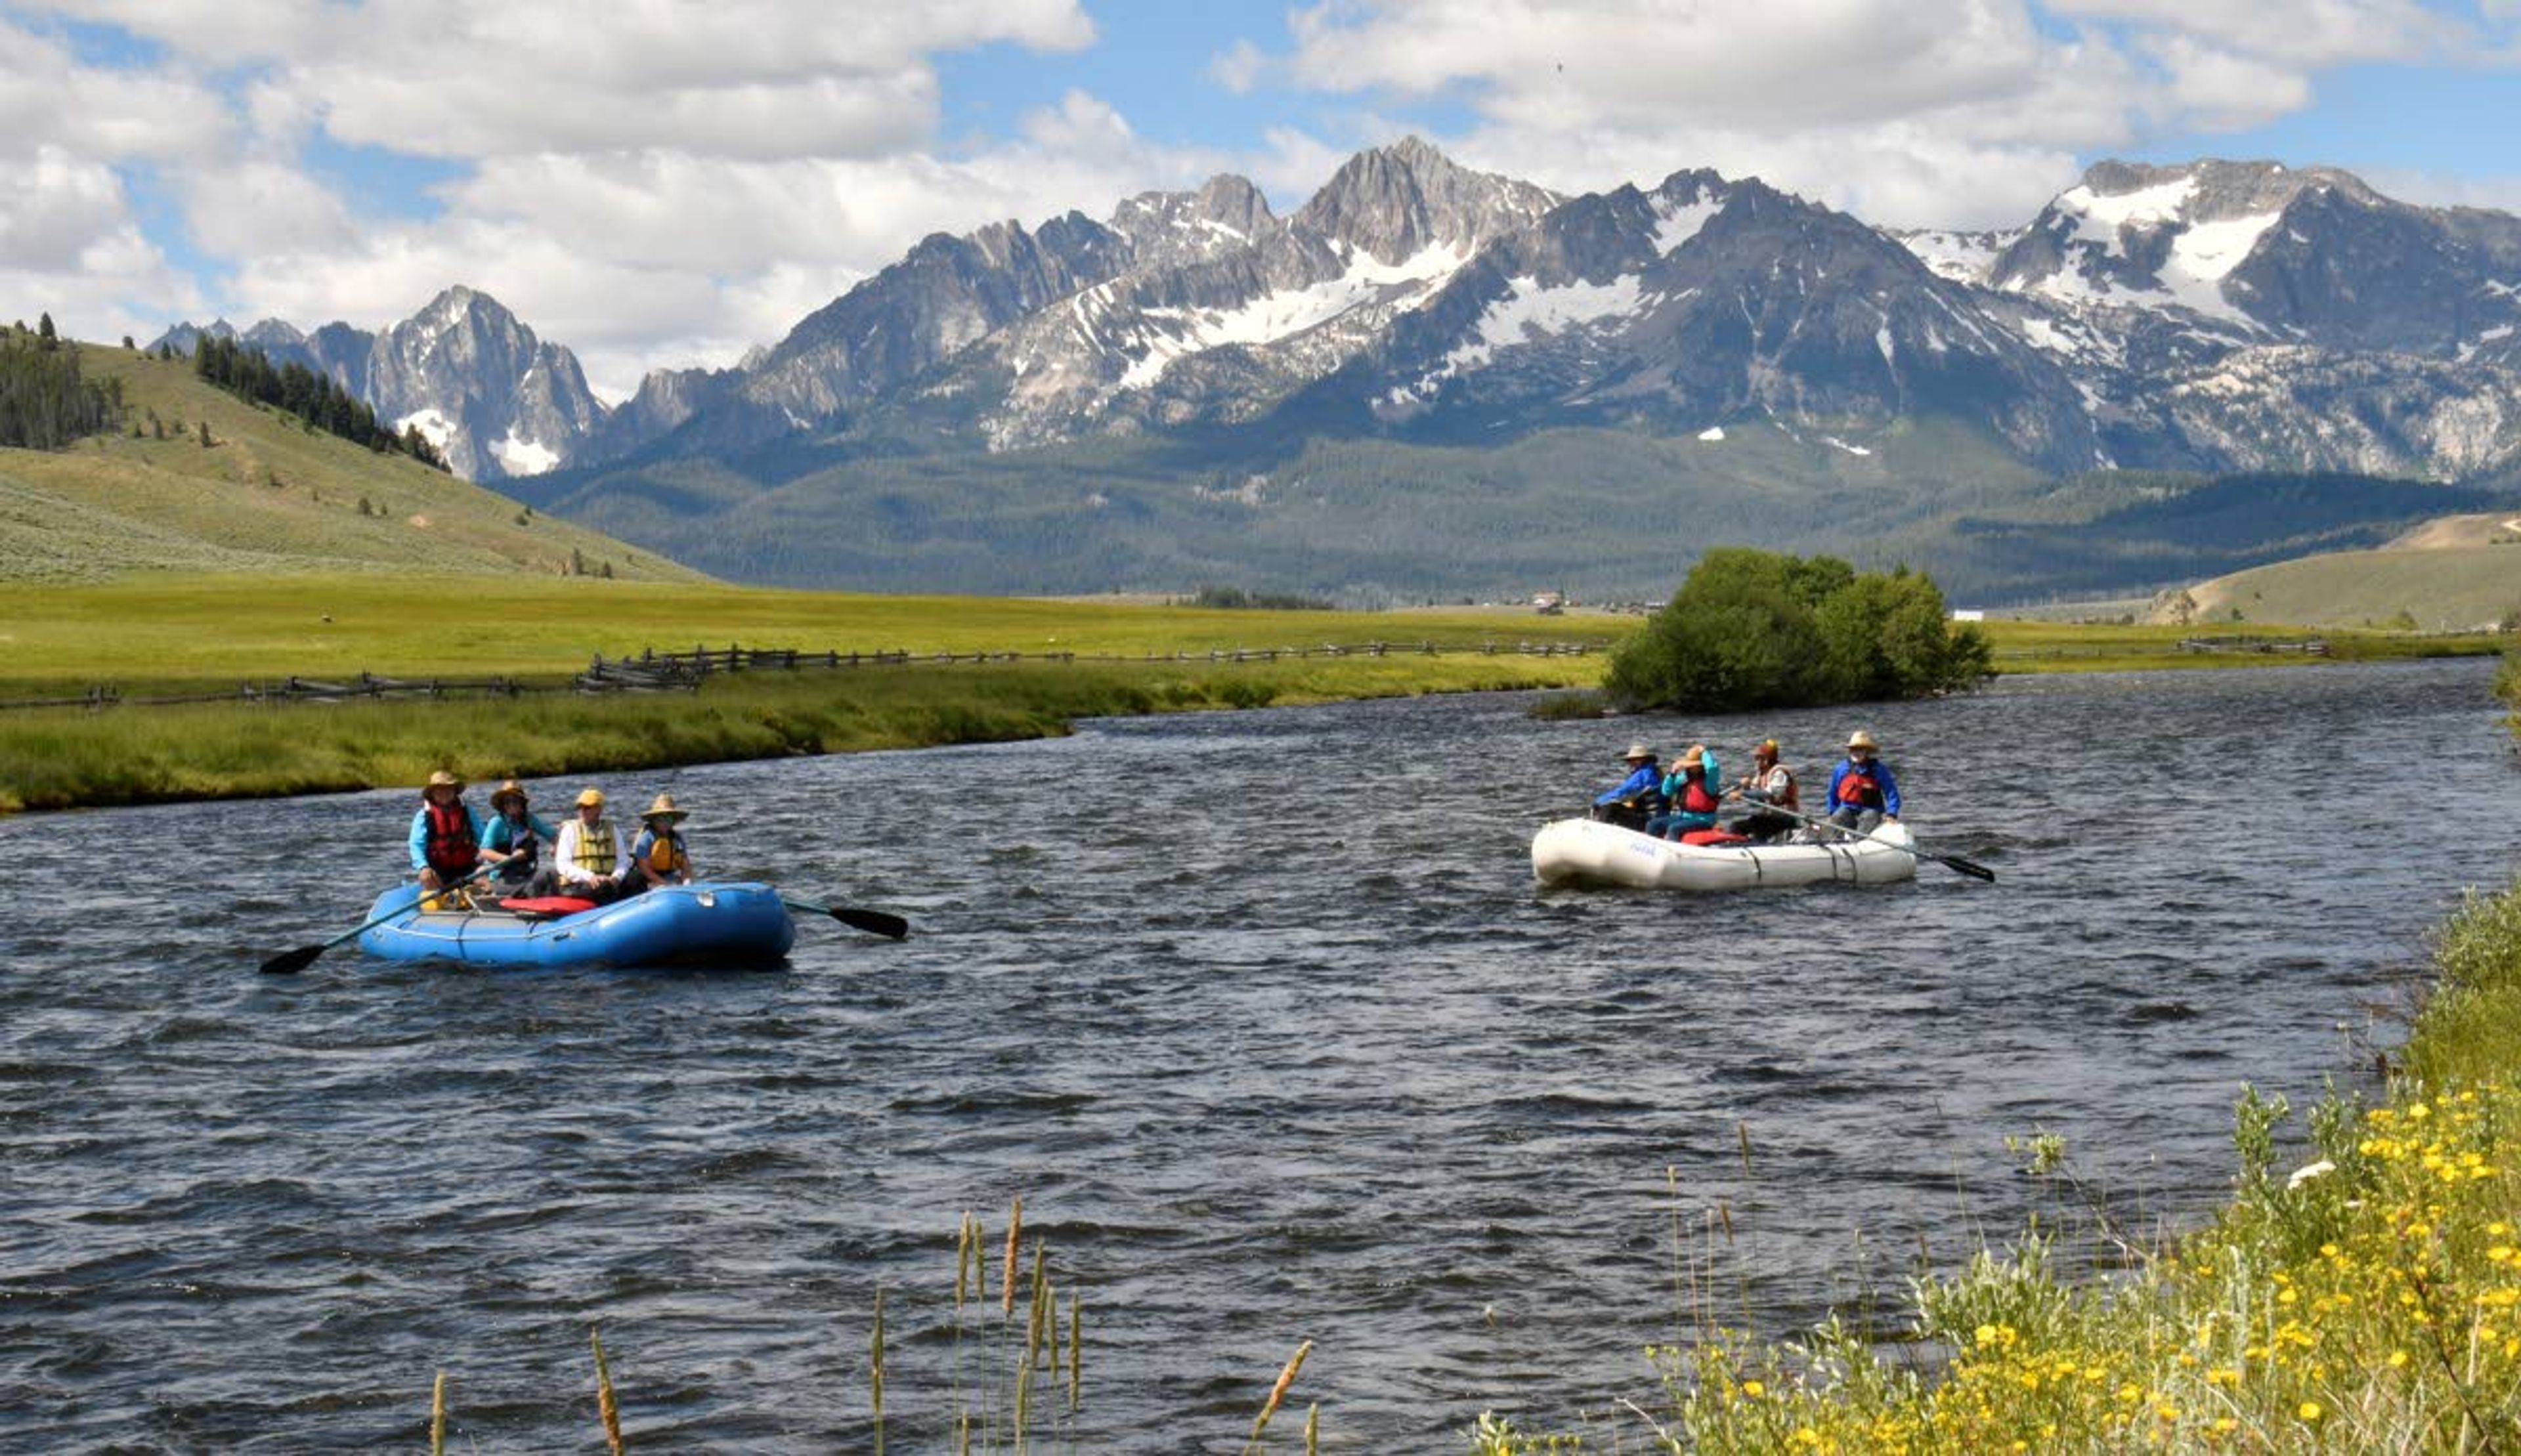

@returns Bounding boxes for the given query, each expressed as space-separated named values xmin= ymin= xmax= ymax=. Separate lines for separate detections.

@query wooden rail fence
xmin=1 ymin=639 xmax=1603 ymax=713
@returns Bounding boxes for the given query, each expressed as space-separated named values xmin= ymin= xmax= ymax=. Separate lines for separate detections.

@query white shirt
xmin=553 ymin=816 xmax=626 ymax=886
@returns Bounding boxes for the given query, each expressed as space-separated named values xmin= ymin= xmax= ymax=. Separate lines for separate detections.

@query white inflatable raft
xmin=1530 ymin=817 xmax=1919 ymax=892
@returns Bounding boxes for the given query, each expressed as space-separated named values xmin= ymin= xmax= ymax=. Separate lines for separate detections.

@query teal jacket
xmin=1658 ymin=752 xmax=1723 ymax=830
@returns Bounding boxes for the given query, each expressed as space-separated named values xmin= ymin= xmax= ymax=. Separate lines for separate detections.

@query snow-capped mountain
xmin=1895 ymin=158 xmax=2521 ymax=475
xmin=571 ymin=140 xmax=2518 ymax=483
xmin=159 ymin=141 xmax=2521 ymax=497
xmin=152 ymin=287 xmax=603 ymax=482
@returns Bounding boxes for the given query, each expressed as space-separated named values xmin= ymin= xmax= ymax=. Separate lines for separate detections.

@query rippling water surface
xmin=3 ymin=658 xmax=2514 ymax=1449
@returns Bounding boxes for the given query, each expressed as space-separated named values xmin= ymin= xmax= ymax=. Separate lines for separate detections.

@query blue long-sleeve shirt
xmin=1595 ymin=762 xmax=1662 ymax=805
xmin=1825 ymin=758 xmax=1901 ymax=817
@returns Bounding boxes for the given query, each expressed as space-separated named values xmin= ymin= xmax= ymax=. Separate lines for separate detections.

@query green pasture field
xmin=0 ymin=573 xmax=1614 ymax=696
xmin=1977 ymin=617 xmax=2508 ymax=673
xmin=2 ymin=577 xmax=2503 ymax=814
xmin=0 ymin=574 xmax=1612 ymax=811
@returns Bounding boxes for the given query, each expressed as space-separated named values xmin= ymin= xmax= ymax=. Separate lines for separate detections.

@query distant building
xmin=1532 ymin=589 xmax=1565 ymax=615
xmin=1950 ymin=609 xmax=1985 ymax=622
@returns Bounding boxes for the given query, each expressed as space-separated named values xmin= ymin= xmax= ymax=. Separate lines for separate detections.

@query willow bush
xmin=1603 ymin=548 xmax=1991 ymax=712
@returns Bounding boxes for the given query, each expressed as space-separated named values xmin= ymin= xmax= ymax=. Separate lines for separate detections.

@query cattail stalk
xmin=590 ymin=1328 xmax=626 ymax=1455
xmin=871 ymin=1286 xmax=888 ymax=1456
xmin=1067 ymin=1291 xmax=1082 ymax=1413
xmin=429 ymin=1371 xmax=447 ymax=1456
xmin=1243 ymin=1340 xmax=1312 ymax=1454
xmin=955 ymin=1210 xmax=974 ymax=1309
xmin=1304 ymin=1401 xmax=1320 ymax=1455
xmin=1001 ymin=1194 xmax=1023 ymax=1317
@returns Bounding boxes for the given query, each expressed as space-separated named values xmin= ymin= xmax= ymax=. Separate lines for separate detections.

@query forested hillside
xmin=0 ymin=317 xmax=120 ymax=450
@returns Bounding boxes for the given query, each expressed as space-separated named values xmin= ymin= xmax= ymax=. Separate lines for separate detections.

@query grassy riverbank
xmin=2 ymin=574 xmax=2503 ymax=814
xmin=1478 ymin=687 xmax=2521 ymax=1452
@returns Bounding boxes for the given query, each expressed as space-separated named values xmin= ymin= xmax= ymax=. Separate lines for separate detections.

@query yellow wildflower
xmin=2299 ymin=1401 xmax=2323 ymax=1421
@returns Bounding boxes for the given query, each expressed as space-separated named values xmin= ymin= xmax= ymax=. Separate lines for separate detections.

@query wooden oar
xmin=782 ymin=898 xmax=911 ymax=940
xmin=259 ymin=861 xmax=497 ymax=975
xmin=1759 ymin=801 xmax=1997 ymax=883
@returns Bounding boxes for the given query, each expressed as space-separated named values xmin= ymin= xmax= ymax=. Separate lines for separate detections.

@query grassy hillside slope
xmin=0 ymin=343 xmax=702 ymax=584
xmin=2176 ymin=517 xmax=2521 ymax=630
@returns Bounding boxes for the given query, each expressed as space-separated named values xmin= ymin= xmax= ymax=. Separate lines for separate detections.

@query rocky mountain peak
xmin=1293 ymin=135 xmax=1561 ymax=265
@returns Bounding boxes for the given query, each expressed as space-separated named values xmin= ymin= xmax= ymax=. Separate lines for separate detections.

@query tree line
xmin=0 ymin=315 xmax=121 ymax=449
xmin=1606 ymin=547 xmax=1991 ymax=710
xmin=187 ymin=335 xmax=450 ymax=471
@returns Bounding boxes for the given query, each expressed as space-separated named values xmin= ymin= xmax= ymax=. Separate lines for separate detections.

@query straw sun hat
xmin=639 ymin=792 xmax=688 ymax=824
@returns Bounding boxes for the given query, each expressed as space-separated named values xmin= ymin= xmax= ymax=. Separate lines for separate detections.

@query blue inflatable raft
xmin=356 ymin=881 xmax=796 ymax=968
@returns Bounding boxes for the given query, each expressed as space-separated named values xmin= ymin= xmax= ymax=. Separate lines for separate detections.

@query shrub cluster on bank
xmin=1605 ymin=549 xmax=1991 ymax=712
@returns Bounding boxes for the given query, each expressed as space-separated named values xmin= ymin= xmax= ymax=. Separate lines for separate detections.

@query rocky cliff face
xmin=364 ymin=286 xmax=604 ymax=480
xmin=153 ymin=288 xmax=605 ymax=481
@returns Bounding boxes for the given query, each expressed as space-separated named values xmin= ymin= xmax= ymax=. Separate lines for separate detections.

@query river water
xmin=2 ymin=658 xmax=2513 ymax=1451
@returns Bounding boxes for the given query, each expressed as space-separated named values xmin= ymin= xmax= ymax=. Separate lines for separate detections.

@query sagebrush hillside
xmin=0 ymin=343 xmax=703 ymax=584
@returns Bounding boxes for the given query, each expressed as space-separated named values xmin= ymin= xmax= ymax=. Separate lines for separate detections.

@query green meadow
xmin=2 ymin=574 xmax=2507 ymax=814
xmin=0 ymin=574 xmax=1612 ymax=812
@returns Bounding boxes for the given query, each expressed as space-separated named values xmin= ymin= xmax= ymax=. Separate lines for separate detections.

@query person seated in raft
xmin=1591 ymin=743 xmax=1664 ymax=829
xmin=1824 ymin=729 xmax=1901 ymax=835
xmin=408 ymin=769 xmax=484 ymax=907
xmin=622 ymin=794 xmax=694 ymax=897
xmin=1645 ymin=744 xmax=1724 ymax=840
xmin=551 ymin=786 xmax=631 ymax=906
xmin=1729 ymin=739 xmax=1801 ymax=843
xmin=478 ymin=779 xmax=558 ymax=899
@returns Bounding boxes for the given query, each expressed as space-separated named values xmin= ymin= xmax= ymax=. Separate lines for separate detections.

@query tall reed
xmin=589 ymin=1327 xmax=624 ymax=1455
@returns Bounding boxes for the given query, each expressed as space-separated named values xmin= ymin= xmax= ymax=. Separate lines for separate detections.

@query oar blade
xmin=830 ymin=907 xmax=911 ymax=940
xmin=259 ymin=944 xmax=324 ymax=976
xmin=1938 ymin=855 xmax=1998 ymax=883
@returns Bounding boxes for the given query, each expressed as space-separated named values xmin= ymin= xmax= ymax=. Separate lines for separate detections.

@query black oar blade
xmin=830 ymin=907 xmax=911 ymax=940
xmin=259 ymin=944 xmax=324 ymax=976
xmin=1939 ymin=855 xmax=1997 ymax=883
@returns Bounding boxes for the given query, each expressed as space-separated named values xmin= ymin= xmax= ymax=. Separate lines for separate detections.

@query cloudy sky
xmin=5 ymin=0 xmax=2516 ymax=400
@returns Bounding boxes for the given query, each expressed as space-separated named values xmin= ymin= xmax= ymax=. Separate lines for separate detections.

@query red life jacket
xmin=424 ymin=800 xmax=479 ymax=878
xmin=1835 ymin=763 xmax=1884 ymax=810
xmin=1680 ymin=771 xmax=1719 ymax=815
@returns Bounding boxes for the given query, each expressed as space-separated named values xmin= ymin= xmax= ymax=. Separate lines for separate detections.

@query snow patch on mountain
xmin=2062 ymin=175 xmax=2197 ymax=243
xmin=1116 ymin=240 xmax=1472 ymax=389
xmin=1896 ymin=229 xmax=2010 ymax=284
xmin=1653 ymin=196 xmax=1723 ymax=255
xmin=1444 ymin=274 xmax=1648 ymax=373
xmin=2161 ymin=211 xmax=2283 ymax=324
xmin=397 ymin=409 xmax=454 ymax=450
xmin=494 ymin=431 xmax=559 ymax=476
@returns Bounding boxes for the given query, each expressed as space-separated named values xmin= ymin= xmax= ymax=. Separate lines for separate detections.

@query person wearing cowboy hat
xmin=406 ymin=769 xmax=483 ymax=897
xmin=1730 ymin=739 xmax=1801 ymax=844
xmin=1825 ymin=729 xmax=1901 ymax=834
xmin=623 ymin=792 xmax=695 ymax=896
xmin=479 ymin=779 xmax=559 ymax=896
xmin=1645 ymin=742 xmax=1724 ymax=840
xmin=1591 ymin=742 xmax=1665 ymax=830
xmin=552 ymin=786 xmax=631 ymax=905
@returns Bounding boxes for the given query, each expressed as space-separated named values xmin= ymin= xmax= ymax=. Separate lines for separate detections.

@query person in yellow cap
xmin=551 ymin=786 xmax=630 ymax=905
xmin=623 ymin=792 xmax=694 ymax=897
xmin=1825 ymin=729 xmax=1901 ymax=834
xmin=408 ymin=769 xmax=483 ymax=898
